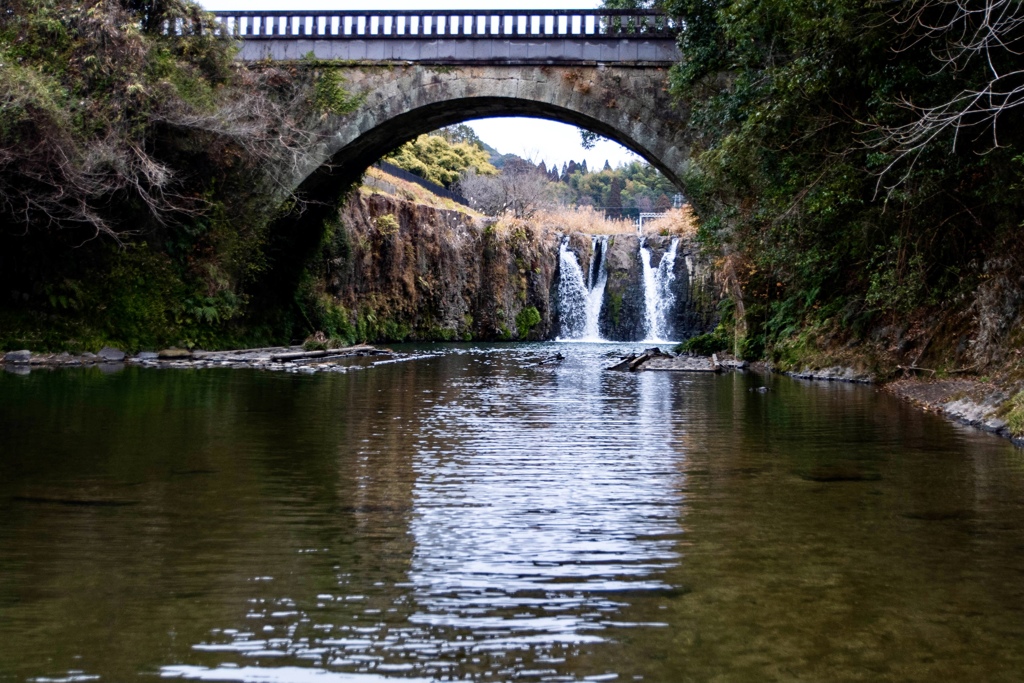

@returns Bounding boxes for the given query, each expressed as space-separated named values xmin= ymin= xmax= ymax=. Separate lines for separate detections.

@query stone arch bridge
xmin=208 ymin=9 xmax=690 ymax=198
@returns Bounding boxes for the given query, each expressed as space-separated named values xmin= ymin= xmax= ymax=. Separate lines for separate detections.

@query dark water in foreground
xmin=1 ymin=343 xmax=1024 ymax=682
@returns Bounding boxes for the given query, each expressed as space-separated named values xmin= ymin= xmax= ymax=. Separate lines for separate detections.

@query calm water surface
xmin=1 ymin=343 xmax=1023 ymax=682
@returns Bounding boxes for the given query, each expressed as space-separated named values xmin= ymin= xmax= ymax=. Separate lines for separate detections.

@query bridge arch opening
xmin=297 ymin=97 xmax=687 ymax=203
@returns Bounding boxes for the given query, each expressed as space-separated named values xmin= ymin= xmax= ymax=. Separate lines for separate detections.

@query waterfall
xmin=639 ymin=237 xmax=680 ymax=342
xmin=583 ymin=236 xmax=609 ymax=341
xmin=557 ymin=237 xmax=589 ymax=340
xmin=557 ymin=236 xmax=609 ymax=341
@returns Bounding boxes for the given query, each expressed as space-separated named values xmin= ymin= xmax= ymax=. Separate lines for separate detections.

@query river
xmin=1 ymin=343 xmax=1023 ymax=682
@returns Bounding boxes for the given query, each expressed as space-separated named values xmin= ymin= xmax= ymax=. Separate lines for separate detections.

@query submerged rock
xmin=800 ymin=466 xmax=882 ymax=483
xmin=787 ymin=366 xmax=874 ymax=383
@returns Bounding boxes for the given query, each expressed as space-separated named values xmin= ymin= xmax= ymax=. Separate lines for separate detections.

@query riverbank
xmin=773 ymin=360 xmax=1024 ymax=448
xmin=885 ymin=377 xmax=1024 ymax=448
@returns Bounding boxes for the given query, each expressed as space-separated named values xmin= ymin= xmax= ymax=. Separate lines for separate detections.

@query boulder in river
xmin=3 ymin=350 xmax=31 ymax=364
xmin=644 ymin=356 xmax=719 ymax=372
xmin=98 ymin=347 xmax=125 ymax=362
xmin=158 ymin=348 xmax=192 ymax=359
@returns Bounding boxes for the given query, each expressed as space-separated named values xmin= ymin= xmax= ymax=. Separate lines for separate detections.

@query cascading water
xmin=556 ymin=237 xmax=590 ymax=340
xmin=557 ymin=236 xmax=609 ymax=341
xmin=639 ymin=237 xmax=680 ymax=342
xmin=583 ymin=236 xmax=610 ymax=340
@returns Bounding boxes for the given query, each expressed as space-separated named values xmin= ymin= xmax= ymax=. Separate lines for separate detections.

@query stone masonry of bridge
xmin=199 ymin=10 xmax=696 ymax=316
xmin=206 ymin=10 xmax=691 ymax=196
xmin=202 ymin=8 xmax=695 ymax=282
xmin=299 ymin=63 xmax=691 ymax=195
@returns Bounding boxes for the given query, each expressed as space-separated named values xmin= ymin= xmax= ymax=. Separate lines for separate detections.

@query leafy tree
xmin=580 ymin=130 xmax=601 ymax=149
xmin=606 ymin=177 xmax=624 ymax=218
xmin=438 ymin=123 xmax=486 ymax=149
xmin=601 ymin=0 xmax=662 ymax=9
xmin=661 ymin=0 xmax=1024 ymax=360
xmin=0 ymin=0 xmax=236 ymax=241
xmin=386 ymin=134 xmax=497 ymax=187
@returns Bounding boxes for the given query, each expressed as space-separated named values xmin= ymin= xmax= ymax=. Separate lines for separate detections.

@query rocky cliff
xmin=308 ymin=191 xmax=721 ymax=345
xmin=558 ymin=232 xmax=718 ymax=342
xmin=310 ymin=192 xmax=562 ymax=342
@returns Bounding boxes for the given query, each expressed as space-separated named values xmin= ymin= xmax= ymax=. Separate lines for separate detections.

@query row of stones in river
xmin=0 ymin=345 xmax=416 ymax=375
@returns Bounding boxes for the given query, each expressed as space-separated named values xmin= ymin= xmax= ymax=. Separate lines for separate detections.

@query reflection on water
xmin=405 ymin=352 xmax=682 ymax=671
xmin=1 ymin=344 xmax=1024 ymax=682
xmin=154 ymin=348 xmax=685 ymax=681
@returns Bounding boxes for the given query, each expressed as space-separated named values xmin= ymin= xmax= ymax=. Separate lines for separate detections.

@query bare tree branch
xmin=870 ymin=0 xmax=1024 ymax=190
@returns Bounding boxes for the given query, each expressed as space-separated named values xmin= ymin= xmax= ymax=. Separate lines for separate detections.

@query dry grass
xmin=355 ymin=176 xmax=700 ymax=241
xmin=360 ymin=167 xmax=483 ymax=217
xmin=641 ymin=206 xmax=699 ymax=237
xmin=532 ymin=205 xmax=700 ymax=237
xmin=533 ymin=206 xmax=636 ymax=234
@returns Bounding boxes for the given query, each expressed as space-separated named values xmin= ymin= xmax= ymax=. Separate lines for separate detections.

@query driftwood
xmin=535 ymin=352 xmax=565 ymax=366
xmin=607 ymin=348 xmax=674 ymax=372
xmin=608 ymin=355 xmax=637 ymax=371
xmin=269 ymin=344 xmax=382 ymax=362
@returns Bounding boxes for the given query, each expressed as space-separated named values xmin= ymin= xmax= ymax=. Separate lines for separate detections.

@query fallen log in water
xmin=607 ymin=348 xmax=674 ymax=372
xmin=268 ymin=345 xmax=384 ymax=363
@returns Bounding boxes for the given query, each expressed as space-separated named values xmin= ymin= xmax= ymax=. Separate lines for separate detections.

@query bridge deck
xmin=195 ymin=10 xmax=682 ymax=65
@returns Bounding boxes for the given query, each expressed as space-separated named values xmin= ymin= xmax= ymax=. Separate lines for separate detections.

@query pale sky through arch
xmin=196 ymin=0 xmax=646 ymax=170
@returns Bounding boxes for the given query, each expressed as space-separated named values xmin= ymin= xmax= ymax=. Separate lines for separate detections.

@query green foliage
xmin=560 ymin=161 xmax=677 ymax=219
xmin=579 ymin=130 xmax=601 ymax=150
xmin=662 ymin=0 xmax=1024 ymax=357
xmin=310 ymin=67 xmax=364 ymax=116
xmin=1005 ymin=391 xmax=1024 ymax=437
xmin=374 ymin=214 xmax=400 ymax=236
xmin=515 ymin=306 xmax=542 ymax=339
xmin=437 ymin=124 xmax=485 ymax=148
xmin=677 ymin=327 xmax=730 ymax=356
xmin=0 ymin=0 xmax=324 ymax=352
xmin=605 ymin=290 xmax=624 ymax=326
xmin=387 ymin=134 xmax=497 ymax=188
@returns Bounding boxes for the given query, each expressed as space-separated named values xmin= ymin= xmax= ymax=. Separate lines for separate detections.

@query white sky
xmin=196 ymin=0 xmax=644 ymax=169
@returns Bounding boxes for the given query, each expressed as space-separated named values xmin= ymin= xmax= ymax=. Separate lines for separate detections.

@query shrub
xmin=677 ymin=329 xmax=730 ymax=356
xmin=515 ymin=306 xmax=542 ymax=339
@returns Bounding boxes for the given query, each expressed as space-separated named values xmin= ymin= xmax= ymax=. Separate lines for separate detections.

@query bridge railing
xmin=182 ymin=10 xmax=678 ymax=40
